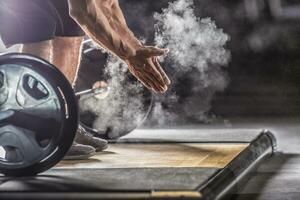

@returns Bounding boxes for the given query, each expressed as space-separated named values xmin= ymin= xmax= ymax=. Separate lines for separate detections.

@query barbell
xmin=0 ymin=52 xmax=153 ymax=176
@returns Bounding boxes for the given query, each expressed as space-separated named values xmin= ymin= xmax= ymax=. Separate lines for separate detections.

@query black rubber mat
xmin=0 ymin=129 xmax=276 ymax=200
xmin=45 ymin=168 xmax=218 ymax=191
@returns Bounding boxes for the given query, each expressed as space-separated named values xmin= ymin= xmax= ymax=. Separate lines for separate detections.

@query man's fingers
xmin=144 ymin=61 xmax=168 ymax=93
xmin=134 ymin=71 xmax=153 ymax=91
xmin=126 ymin=62 xmax=168 ymax=93
xmin=139 ymin=75 xmax=160 ymax=93
xmin=134 ymin=70 xmax=162 ymax=93
xmin=137 ymin=68 xmax=165 ymax=93
xmin=142 ymin=46 xmax=169 ymax=57
xmin=138 ymin=76 xmax=156 ymax=92
xmin=148 ymin=60 xmax=167 ymax=86
xmin=143 ymin=75 xmax=166 ymax=93
xmin=153 ymin=58 xmax=171 ymax=85
xmin=146 ymin=73 xmax=167 ymax=92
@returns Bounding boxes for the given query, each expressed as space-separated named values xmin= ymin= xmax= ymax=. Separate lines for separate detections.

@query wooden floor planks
xmin=56 ymin=143 xmax=248 ymax=169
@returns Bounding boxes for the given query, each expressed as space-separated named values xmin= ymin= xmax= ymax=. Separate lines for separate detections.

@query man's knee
xmin=21 ymin=40 xmax=52 ymax=61
xmin=52 ymin=37 xmax=83 ymax=50
xmin=68 ymin=0 xmax=87 ymax=20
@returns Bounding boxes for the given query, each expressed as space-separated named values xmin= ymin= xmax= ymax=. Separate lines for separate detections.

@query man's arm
xmin=68 ymin=0 xmax=133 ymax=59
xmin=68 ymin=0 xmax=170 ymax=93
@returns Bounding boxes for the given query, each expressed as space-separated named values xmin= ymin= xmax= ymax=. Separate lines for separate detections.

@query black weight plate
xmin=0 ymin=53 xmax=78 ymax=176
xmin=76 ymin=40 xmax=153 ymax=139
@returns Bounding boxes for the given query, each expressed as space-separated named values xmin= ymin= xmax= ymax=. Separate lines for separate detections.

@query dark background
xmin=120 ymin=0 xmax=300 ymax=118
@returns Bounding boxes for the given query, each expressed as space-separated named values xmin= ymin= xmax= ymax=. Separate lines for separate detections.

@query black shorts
xmin=0 ymin=0 xmax=85 ymax=47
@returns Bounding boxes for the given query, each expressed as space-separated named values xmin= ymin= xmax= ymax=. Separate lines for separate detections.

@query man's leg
xmin=21 ymin=37 xmax=83 ymax=85
xmin=21 ymin=40 xmax=52 ymax=61
xmin=50 ymin=37 xmax=108 ymax=153
xmin=50 ymin=37 xmax=83 ymax=85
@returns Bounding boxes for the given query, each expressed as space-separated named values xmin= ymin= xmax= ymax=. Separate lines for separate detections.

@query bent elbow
xmin=68 ymin=0 xmax=86 ymax=20
xmin=69 ymin=8 xmax=82 ymax=19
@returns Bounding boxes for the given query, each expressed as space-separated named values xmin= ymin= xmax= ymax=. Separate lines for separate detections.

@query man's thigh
xmin=51 ymin=36 xmax=84 ymax=84
xmin=0 ymin=0 xmax=84 ymax=48
xmin=0 ymin=0 xmax=57 ymax=47
xmin=21 ymin=40 xmax=53 ymax=61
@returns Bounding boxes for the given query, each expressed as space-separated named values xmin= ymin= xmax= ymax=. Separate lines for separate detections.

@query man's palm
xmin=125 ymin=46 xmax=171 ymax=93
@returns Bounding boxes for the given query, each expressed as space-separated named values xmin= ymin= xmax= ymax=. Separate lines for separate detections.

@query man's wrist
xmin=118 ymin=41 xmax=143 ymax=60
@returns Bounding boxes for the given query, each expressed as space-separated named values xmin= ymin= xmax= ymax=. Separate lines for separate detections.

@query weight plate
xmin=76 ymin=40 xmax=153 ymax=139
xmin=0 ymin=53 xmax=78 ymax=176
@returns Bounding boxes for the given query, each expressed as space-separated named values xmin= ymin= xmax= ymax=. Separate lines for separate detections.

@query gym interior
xmin=1 ymin=0 xmax=300 ymax=199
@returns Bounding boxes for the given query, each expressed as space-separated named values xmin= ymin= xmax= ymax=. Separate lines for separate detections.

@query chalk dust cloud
xmin=79 ymin=0 xmax=231 ymax=137
xmin=149 ymin=0 xmax=230 ymax=126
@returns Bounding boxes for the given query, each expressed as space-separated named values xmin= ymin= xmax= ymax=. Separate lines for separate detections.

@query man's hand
xmin=125 ymin=46 xmax=171 ymax=93
xmin=69 ymin=0 xmax=171 ymax=93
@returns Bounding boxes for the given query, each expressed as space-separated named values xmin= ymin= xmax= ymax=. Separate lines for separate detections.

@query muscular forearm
xmin=107 ymin=0 xmax=142 ymax=50
xmin=68 ymin=0 xmax=171 ymax=93
xmin=68 ymin=0 xmax=141 ymax=60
